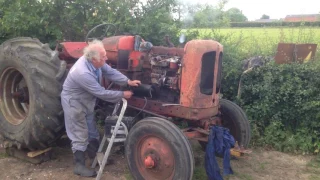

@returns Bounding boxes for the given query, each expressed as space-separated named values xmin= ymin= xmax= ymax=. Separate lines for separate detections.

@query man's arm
xmin=101 ymin=64 xmax=128 ymax=86
xmin=75 ymin=72 xmax=124 ymax=103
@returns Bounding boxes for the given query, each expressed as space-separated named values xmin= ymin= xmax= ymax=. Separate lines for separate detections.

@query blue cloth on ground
xmin=205 ymin=126 xmax=235 ymax=180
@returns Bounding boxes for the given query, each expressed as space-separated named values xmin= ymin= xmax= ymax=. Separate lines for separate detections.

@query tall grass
xmin=183 ymin=26 xmax=320 ymax=59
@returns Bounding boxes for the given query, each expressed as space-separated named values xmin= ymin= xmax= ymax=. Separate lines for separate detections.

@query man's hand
xmin=123 ymin=91 xmax=133 ymax=99
xmin=128 ymin=80 xmax=141 ymax=87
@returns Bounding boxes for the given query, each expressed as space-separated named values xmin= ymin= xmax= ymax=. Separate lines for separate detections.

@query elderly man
xmin=61 ymin=40 xmax=140 ymax=177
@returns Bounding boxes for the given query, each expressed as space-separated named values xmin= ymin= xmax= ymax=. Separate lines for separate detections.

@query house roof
xmin=285 ymin=14 xmax=320 ymax=18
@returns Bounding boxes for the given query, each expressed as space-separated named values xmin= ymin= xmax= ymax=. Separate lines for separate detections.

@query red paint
xmin=136 ymin=135 xmax=175 ymax=179
xmin=59 ymin=42 xmax=87 ymax=60
xmin=118 ymin=36 xmax=135 ymax=50
xmin=180 ymin=40 xmax=223 ymax=108
xmin=128 ymin=97 xmax=218 ymax=120
xmin=284 ymin=14 xmax=319 ymax=22
xmin=144 ymin=156 xmax=155 ymax=168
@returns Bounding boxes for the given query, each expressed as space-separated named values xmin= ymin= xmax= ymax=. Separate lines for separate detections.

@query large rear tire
xmin=0 ymin=37 xmax=67 ymax=150
xmin=199 ymin=99 xmax=251 ymax=150
xmin=125 ymin=117 xmax=194 ymax=180
xmin=220 ymin=99 xmax=251 ymax=147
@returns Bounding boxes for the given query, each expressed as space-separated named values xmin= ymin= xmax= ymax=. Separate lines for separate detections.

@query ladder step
xmin=96 ymin=99 xmax=128 ymax=180
xmin=107 ymin=137 xmax=126 ymax=143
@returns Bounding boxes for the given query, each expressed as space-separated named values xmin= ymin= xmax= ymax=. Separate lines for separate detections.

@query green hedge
xmin=230 ymin=21 xmax=320 ymax=27
xmin=238 ymin=61 xmax=320 ymax=154
xmin=185 ymin=28 xmax=320 ymax=154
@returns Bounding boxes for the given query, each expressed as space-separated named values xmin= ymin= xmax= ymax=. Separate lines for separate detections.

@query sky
xmin=180 ymin=0 xmax=320 ymax=21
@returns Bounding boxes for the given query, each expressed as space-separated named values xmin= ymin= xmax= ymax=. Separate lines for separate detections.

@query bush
xmin=239 ymin=61 xmax=320 ymax=154
xmin=184 ymin=28 xmax=320 ymax=154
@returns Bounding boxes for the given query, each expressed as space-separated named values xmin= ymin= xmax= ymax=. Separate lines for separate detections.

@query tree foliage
xmin=181 ymin=1 xmax=248 ymax=28
xmin=0 ymin=0 xmax=180 ymax=45
xmin=181 ymin=3 xmax=231 ymax=28
xmin=240 ymin=62 xmax=320 ymax=154
xmin=226 ymin=8 xmax=248 ymax=22
xmin=261 ymin=14 xmax=270 ymax=19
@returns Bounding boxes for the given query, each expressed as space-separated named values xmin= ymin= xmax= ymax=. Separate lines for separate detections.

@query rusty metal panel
xmin=59 ymin=42 xmax=87 ymax=59
xmin=275 ymin=43 xmax=295 ymax=64
xmin=102 ymin=36 xmax=122 ymax=51
xmin=102 ymin=36 xmax=121 ymax=65
xmin=118 ymin=36 xmax=135 ymax=50
xmin=180 ymin=40 xmax=223 ymax=109
xmin=102 ymin=36 xmax=136 ymax=67
xmin=151 ymin=46 xmax=184 ymax=57
xmin=275 ymin=43 xmax=317 ymax=64
xmin=295 ymin=44 xmax=317 ymax=63
xmin=128 ymin=51 xmax=144 ymax=71
xmin=127 ymin=97 xmax=218 ymax=120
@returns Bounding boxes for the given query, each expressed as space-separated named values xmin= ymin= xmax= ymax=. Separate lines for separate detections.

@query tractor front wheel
xmin=125 ymin=117 xmax=194 ymax=180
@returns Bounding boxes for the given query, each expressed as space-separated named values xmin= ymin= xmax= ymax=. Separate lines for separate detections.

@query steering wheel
xmin=85 ymin=23 xmax=117 ymax=44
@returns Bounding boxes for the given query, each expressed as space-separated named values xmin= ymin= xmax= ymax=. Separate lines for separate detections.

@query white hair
xmin=83 ymin=40 xmax=104 ymax=62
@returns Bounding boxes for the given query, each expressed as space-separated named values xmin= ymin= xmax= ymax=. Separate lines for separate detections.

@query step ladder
xmin=91 ymin=98 xmax=128 ymax=180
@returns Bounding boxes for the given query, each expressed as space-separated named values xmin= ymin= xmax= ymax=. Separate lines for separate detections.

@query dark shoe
xmin=73 ymin=151 xmax=97 ymax=177
xmin=87 ymin=138 xmax=100 ymax=159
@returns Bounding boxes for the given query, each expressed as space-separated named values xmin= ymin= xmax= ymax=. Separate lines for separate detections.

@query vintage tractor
xmin=0 ymin=23 xmax=251 ymax=179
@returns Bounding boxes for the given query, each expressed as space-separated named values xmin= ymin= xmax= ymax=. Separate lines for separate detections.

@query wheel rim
xmin=135 ymin=135 xmax=175 ymax=180
xmin=0 ymin=67 xmax=29 ymax=125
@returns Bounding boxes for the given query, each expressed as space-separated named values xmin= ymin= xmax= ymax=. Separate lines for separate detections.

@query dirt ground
xmin=0 ymin=137 xmax=319 ymax=180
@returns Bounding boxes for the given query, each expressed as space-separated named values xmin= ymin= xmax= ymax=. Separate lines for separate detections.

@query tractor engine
xmin=137 ymin=53 xmax=182 ymax=103
xmin=149 ymin=54 xmax=180 ymax=91
xmin=98 ymin=36 xmax=187 ymax=104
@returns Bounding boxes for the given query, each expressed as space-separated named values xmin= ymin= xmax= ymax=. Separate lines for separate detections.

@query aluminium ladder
xmin=92 ymin=98 xmax=128 ymax=180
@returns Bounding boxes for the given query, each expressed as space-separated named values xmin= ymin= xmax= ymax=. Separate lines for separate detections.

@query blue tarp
xmin=205 ymin=126 xmax=235 ymax=180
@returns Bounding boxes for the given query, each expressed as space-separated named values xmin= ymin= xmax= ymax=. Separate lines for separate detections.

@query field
xmin=184 ymin=27 xmax=320 ymax=58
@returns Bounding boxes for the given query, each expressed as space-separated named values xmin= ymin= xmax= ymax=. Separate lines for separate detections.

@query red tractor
xmin=0 ymin=23 xmax=250 ymax=179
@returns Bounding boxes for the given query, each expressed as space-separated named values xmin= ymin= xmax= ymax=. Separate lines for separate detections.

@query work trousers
xmin=61 ymin=96 xmax=100 ymax=153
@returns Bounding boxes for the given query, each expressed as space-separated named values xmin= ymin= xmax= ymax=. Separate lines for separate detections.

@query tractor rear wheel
xmin=220 ymin=99 xmax=251 ymax=148
xmin=199 ymin=99 xmax=251 ymax=150
xmin=125 ymin=117 xmax=194 ymax=180
xmin=0 ymin=37 xmax=66 ymax=150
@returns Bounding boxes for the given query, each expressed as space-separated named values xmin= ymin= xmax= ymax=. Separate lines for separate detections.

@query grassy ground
xmin=191 ymin=141 xmax=320 ymax=180
xmin=184 ymin=27 xmax=320 ymax=58
xmin=118 ymin=140 xmax=320 ymax=180
xmin=189 ymin=27 xmax=320 ymax=42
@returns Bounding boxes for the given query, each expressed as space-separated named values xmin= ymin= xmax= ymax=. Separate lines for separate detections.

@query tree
xmin=130 ymin=0 xmax=180 ymax=45
xmin=260 ymin=14 xmax=270 ymax=19
xmin=182 ymin=2 xmax=230 ymax=28
xmin=0 ymin=0 xmax=181 ymax=45
xmin=0 ymin=0 xmax=50 ymax=43
xmin=226 ymin=8 xmax=247 ymax=22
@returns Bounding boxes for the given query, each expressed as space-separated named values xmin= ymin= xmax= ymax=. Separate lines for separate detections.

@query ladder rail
xmin=96 ymin=98 xmax=127 ymax=180
xmin=91 ymin=134 xmax=107 ymax=168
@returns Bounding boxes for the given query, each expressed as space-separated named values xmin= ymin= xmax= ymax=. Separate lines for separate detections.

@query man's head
xmin=83 ymin=40 xmax=107 ymax=68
